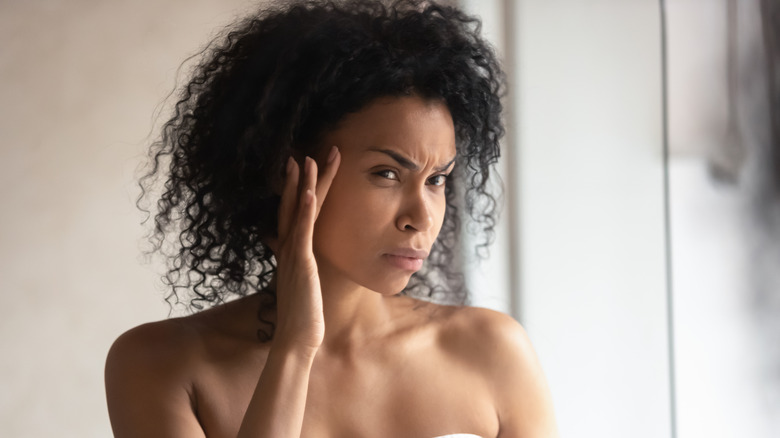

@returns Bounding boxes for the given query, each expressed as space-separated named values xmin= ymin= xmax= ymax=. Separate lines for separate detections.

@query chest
xmin=193 ymin=349 xmax=498 ymax=438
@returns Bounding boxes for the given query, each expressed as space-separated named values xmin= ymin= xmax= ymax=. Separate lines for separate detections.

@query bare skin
xmin=105 ymin=96 xmax=558 ymax=438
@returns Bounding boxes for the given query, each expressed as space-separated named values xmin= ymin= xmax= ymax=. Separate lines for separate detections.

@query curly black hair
xmin=140 ymin=0 xmax=505 ymax=339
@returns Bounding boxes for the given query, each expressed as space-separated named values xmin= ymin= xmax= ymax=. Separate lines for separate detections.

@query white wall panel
xmin=514 ymin=1 xmax=671 ymax=436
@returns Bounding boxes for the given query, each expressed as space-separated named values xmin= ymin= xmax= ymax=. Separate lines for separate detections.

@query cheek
xmin=426 ymin=192 xmax=448 ymax=233
xmin=313 ymin=182 xmax=393 ymax=250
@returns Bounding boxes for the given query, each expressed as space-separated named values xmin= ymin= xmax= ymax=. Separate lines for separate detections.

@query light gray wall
xmin=0 ymin=1 xmax=258 ymax=436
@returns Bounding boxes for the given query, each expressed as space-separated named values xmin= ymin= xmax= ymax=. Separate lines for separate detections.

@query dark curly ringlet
xmin=139 ymin=0 xmax=505 ymax=340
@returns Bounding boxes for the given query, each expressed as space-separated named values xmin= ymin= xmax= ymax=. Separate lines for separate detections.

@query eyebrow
xmin=368 ymin=148 xmax=456 ymax=173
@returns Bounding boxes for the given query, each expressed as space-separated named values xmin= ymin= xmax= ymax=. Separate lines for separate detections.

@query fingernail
xmin=327 ymin=146 xmax=338 ymax=163
xmin=286 ymin=156 xmax=294 ymax=173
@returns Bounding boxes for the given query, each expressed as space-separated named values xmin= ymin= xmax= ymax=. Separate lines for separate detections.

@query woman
xmin=105 ymin=1 xmax=558 ymax=437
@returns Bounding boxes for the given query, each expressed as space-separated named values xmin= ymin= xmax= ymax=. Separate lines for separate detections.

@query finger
xmin=304 ymin=156 xmax=318 ymax=196
xmin=314 ymin=146 xmax=341 ymax=216
xmin=293 ymin=157 xmax=318 ymax=254
xmin=278 ymin=156 xmax=299 ymax=239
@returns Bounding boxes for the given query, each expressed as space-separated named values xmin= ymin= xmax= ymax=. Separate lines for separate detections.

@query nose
xmin=395 ymin=187 xmax=435 ymax=232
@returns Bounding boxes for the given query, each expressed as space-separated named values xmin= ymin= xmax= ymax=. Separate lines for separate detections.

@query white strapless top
xmin=431 ymin=435 xmax=483 ymax=438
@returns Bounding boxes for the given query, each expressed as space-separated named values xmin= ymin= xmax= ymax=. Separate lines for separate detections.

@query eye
xmin=374 ymin=169 xmax=399 ymax=180
xmin=428 ymin=174 xmax=448 ymax=186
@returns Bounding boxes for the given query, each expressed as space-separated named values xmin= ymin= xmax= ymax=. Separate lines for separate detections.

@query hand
xmin=272 ymin=147 xmax=340 ymax=353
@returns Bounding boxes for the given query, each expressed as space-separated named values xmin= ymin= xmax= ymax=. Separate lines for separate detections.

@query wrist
xmin=270 ymin=335 xmax=320 ymax=362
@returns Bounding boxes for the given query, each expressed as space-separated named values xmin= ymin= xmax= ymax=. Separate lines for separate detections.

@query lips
xmin=383 ymin=248 xmax=428 ymax=271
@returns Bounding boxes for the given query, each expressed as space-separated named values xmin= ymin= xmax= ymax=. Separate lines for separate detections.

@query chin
xmin=359 ymin=271 xmax=414 ymax=296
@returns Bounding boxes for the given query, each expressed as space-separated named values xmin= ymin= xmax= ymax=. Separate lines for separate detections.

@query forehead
xmin=321 ymin=96 xmax=456 ymax=159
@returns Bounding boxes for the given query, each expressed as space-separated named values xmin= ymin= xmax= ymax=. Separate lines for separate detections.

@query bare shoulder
xmin=105 ymin=317 xmax=207 ymax=438
xmin=106 ymin=293 xmax=261 ymax=378
xmin=106 ymin=317 xmax=203 ymax=379
xmin=437 ymin=306 xmax=532 ymax=365
xmin=436 ymin=306 xmax=559 ymax=437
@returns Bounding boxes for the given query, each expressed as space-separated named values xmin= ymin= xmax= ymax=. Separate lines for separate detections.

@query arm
xmin=488 ymin=313 xmax=559 ymax=438
xmin=105 ymin=325 xmax=319 ymax=438
xmin=235 ymin=342 xmax=315 ymax=437
xmin=106 ymin=151 xmax=341 ymax=438
xmin=235 ymin=151 xmax=340 ymax=437
xmin=105 ymin=322 xmax=206 ymax=438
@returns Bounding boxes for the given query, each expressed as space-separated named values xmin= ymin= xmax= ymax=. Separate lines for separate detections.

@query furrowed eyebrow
xmin=370 ymin=149 xmax=419 ymax=171
xmin=434 ymin=157 xmax=457 ymax=173
xmin=368 ymin=148 xmax=456 ymax=173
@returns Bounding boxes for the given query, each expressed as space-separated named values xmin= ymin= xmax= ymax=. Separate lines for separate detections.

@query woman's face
xmin=313 ymin=95 xmax=456 ymax=294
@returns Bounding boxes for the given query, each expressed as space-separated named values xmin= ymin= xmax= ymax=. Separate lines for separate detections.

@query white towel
xmin=431 ymin=434 xmax=483 ymax=438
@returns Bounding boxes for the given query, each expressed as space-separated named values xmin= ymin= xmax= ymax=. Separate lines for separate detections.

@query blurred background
xmin=1 ymin=0 xmax=777 ymax=436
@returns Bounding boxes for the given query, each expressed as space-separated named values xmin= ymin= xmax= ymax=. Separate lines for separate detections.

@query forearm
xmin=237 ymin=343 xmax=317 ymax=438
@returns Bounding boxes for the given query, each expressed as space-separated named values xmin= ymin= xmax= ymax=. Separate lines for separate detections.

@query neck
xmin=315 ymin=263 xmax=399 ymax=355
